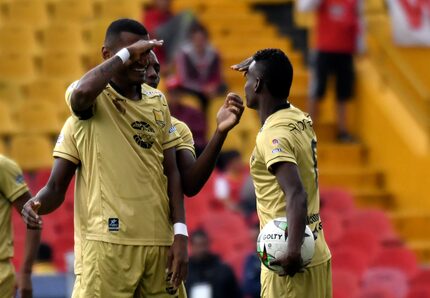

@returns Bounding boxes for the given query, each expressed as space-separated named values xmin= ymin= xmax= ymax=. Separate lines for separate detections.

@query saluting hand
xmin=216 ymin=93 xmax=244 ymax=133
xmin=126 ymin=39 xmax=164 ymax=63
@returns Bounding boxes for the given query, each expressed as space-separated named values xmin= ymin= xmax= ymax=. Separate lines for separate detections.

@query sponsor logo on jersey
xmin=56 ymin=133 xmax=64 ymax=145
xmin=168 ymin=125 xmax=177 ymax=134
xmin=108 ymin=218 xmax=119 ymax=232
xmin=15 ymin=174 xmax=24 ymax=184
xmin=131 ymin=121 xmax=155 ymax=149
xmin=272 ymin=148 xmax=282 ymax=154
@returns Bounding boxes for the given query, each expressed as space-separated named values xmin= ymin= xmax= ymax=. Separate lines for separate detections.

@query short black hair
xmin=104 ymin=18 xmax=148 ymax=48
xmin=190 ymin=228 xmax=209 ymax=243
xmin=37 ymin=242 xmax=53 ymax=262
xmin=253 ymin=48 xmax=293 ymax=99
xmin=189 ymin=21 xmax=209 ymax=38
xmin=216 ymin=150 xmax=241 ymax=172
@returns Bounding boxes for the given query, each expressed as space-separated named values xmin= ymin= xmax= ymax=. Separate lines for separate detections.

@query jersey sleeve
xmin=174 ymin=119 xmax=196 ymax=158
xmin=53 ymin=117 xmax=80 ymax=165
xmin=65 ymin=80 xmax=96 ymax=119
xmin=0 ymin=157 xmax=29 ymax=202
xmin=161 ymin=95 xmax=182 ymax=150
xmin=258 ymin=126 xmax=297 ymax=172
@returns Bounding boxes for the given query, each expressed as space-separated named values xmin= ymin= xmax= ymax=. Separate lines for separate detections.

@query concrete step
xmin=318 ymin=143 xmax=368 ymax=166
xmin=319 ymin=167 xmax=385 ymax=189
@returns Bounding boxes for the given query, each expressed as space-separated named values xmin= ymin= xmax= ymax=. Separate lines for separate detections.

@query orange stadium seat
xmin=41 ymin=51 xmax=85 ymax=82
xmin=15 ymin=101 xmax=62 ymax=134
xmin=51 ymin=0 xmax=94 ymax=23
xmin=25 ymin=78 xmax=69 ymax=106
xmin=5 ymin=0 xmax=49 ymax=29
xmin=0 ymin=140 xmax=6 ymax=154
xmin=0 ymin=25 xmax=40 ymax=56
xmin=0 ymin=101 xmax=17 ymax=136
xmin=0 ymin=53 xmax=36 ymax=84
xmin=42 ymin=23 xmax=87 ymax=55
xmin=96 ymin=0 xmax=142 ymax=20
xmin=10 ymin=135 xmax=53 ymax=171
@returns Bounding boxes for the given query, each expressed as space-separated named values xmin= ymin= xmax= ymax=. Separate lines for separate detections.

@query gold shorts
xmin=0 ymin=260 xmax=15 ymax=298
xmin=261 ymin=260 xmax=332 ymax=298
xmin=79 ymin=240 xmax=187 ymax=298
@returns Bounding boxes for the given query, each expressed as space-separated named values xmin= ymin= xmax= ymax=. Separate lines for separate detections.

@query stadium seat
xmin=319 ymin=187 xmax=356 ymax=218
xmin=25 ymin=78 xmax=69 ymax=106
xmin=0 ymin=53 xmax=36 ymax=84
xmin=411 ymin=269 xmax=430 ymax=288
xmin=96 ymin=0 xmax=142 ymax=20
xmin=51 ymin=0 xmax=94 ymax=23
xmin=42 ymin=23 xmax=87 ymax=55
xmin=15 ymin=102 xmax=62 ymax=135
xmin=361 ymin=268 xmax=408 ymax=298
xmin=331 ymin=246 xmax=369 ymax=277
xmin=372 ymin=246 xmax=419 ymax=280
xmin=5 ymin=0 xmax=49 ymax=29
xmin=332 ymin=269 xmax=360 ymax=298
xmin=357 ymin=286 xmax=397 ymax=298
xmin=319 ymin=209 xmax=344 ymax=248
xmin=407 ymin=285 xmax=430 ymax=298
xmin=41 ymin=51 xmax=85 ymax=82
xmin=0 ymin=140 xmax=6 ymax=154
xmin=32 ymin=274 xmax=67 ymax=298
xmin=0 ymin=101 xmax=17 ymax=135
xmin=0 ymin=24 xmax=40 ymax=55
xmin=10 ymin=135 xmax=53 ymax=171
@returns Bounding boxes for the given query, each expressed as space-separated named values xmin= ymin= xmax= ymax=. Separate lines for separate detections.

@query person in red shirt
xmin=303 ymin=0 xmax=364 ymax=142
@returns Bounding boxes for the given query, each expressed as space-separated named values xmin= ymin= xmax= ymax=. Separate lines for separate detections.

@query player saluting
xmin=22 ymin=19 xmax=187 ymax=297
xmin=233 ymin=49 xmax=332 ymax=297
xmin=0 ymin=155 xmax=40 ymax=298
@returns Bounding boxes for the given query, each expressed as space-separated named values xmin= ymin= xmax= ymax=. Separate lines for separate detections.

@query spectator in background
xmin=174 ymin=22 xmax=226 ymax=111
xmin=33 ymin=242 xmax=57 ymax=275
xmin=298 ymin=0 xmax=365 ymax=142
xmin=239 ymin=175 xmax=257 ymax=217
xmin=242 ymin=213 xmax=261 ymax=298
xmin=167 ymin=83 xmax=207 ymax=155
xmin=213 ymin=150 xmax=248 ymax=212
xmin=187 ymin=229 xmax=242 ymax=298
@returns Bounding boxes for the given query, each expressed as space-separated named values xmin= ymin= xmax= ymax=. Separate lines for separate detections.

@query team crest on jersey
xmin=272 ymin=139 xmax=279 ymax=145
xmin=108 ymin=218 xmax=119 ymax=232
xmin=153 ymin=109 xmax=165 ymax=128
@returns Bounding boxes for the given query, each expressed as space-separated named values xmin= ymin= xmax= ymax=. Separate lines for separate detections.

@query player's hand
xmin=216 ymin=93 xmax=244 ymax=133
xmin=18 ymin=271 xmax=33 ymax=298
xmin=167 ymin=235 xmax=188 ymax=289
xmin=126 ymin=39 xmax=163 ymax=63
xmin=270 ymin=251 xmax=304 ymax=277
xmin=231 ymin=56 xmax=253 ymax=72
xmin=21 ymin=199 xmax=42 ymax=229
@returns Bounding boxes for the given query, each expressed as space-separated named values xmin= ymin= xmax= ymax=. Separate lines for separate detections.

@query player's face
xmin=112 ymin=32 xmax=150 ymax=85
xmin=244 ymin=61 xmax=259 ymax=110
xmin=144 ymin=52 xmax=160 ymax=88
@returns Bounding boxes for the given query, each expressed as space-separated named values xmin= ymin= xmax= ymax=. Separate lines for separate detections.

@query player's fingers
xmin=21 ymin=207 xmax=41 ymax=226
xmin=227 ymin=97 xmax=244 ymax=108
xmin=166 ymin=250 xmax=173 ymax=272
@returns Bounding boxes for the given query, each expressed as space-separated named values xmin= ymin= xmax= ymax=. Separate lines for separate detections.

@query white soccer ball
xmin=256 ymin=217 xmax=315 ymax=273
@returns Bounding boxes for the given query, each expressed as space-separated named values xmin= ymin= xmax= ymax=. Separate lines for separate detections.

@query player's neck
xmin=110 ymin=78 xmax=141 ymax=100
xmin=258 ymin=97 xmax=286 ymax=124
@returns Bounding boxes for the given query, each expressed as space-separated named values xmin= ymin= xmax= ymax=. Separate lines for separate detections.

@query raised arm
xmin=21 ymin=158 xmax=77 ymax=228
xmin=12 ymin=192 xmax=41 ymax=298
xmin=163 ymin=147 xmax=188 ymax=290
xmin=270 ymin=162 xmax=308 ymax=277
xmin=70 ymin=39 xmax=163 ymax=116
xmin=177 ymin=93 xmax=244 ymax=196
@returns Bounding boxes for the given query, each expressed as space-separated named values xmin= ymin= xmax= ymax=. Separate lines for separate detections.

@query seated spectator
xmin=33 ymin=243 xmax=57 ymax=275
xmin=174 ymin=22 xmax=226 ymax=111
xmin=213 ymin=150 xmax=248 ymax=212
xmin=187 ymin=229 xmax=242 ymax=298
xmin=166 ymin=84 xmax=207 ymax=155
xmin=242 ymin=213 xmax=261 ymax=298
xmin=240 ymin=175 xmax=257 ymax=216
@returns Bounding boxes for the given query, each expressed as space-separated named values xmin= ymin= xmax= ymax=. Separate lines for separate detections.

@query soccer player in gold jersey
xmin=21 ymin=19 xmax=244 ymax=297
xmin=0 ymin=155 xmax=40 ymax=298
xmin=233 ymin=49 xmax=332 ymax=297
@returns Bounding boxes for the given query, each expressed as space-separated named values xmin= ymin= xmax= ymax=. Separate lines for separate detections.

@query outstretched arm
xmin=270 ymin=162 xmax=308 ymax=277
xmin=13 ymin=192 xmax=41 ymax=298
xmin=21 ymin=158 xmax=77 ymax=228
xmin=177 ymin=93 xmax=244 ymax=196
xmin=70 ymin=39 xmax=163 ymax=116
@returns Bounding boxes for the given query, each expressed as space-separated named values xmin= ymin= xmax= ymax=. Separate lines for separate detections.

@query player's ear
xmin=255 ymin=78 xmax=263 ymax=93
xmin=102 ymin=46 xmax=112 ymax=60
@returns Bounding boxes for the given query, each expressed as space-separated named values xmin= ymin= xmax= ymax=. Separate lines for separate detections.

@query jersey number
xmin=311 ymin=139 xmax=318 ymax=187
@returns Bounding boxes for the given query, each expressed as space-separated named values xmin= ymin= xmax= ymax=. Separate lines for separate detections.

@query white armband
xmin=115 ymin=48 xmax=130 ymax=64
xmin=173 ymin=223 xmax=188 ymax=237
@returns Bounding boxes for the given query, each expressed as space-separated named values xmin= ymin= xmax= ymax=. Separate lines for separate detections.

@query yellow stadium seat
xmin=5 ymin=0 xmax=49 ymax=29
xmin=15 ymin=102 xmax=62 ymax=135
xmin=0 ymin=139 xmax=6 ymax=155
xmin=41 ymin=51 xmax=85 ymax=82
xmin=10 ymin=135 xmax=53 ymax=171
xmin=0 ymin=101 xmax=17 ymax=135
xmin=51 ymin=0 xmax=94 ymax=22
xmin=96 ymin=0 xmax=142 ymax=20
xmin=0 ymin=53 xmax=35 ymax=84
xmin=25 ymin=78 xmax=68 ymax=105
xmin=42 ymin=23 xmax=87 ymax=54
xmin=0 ymin=25 xmax=40 ymax=55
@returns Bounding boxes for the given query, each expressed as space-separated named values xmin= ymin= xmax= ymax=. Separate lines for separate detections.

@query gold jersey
xmin=58 ymin=82 xmax=181 ymax=246
xmin=0 ymin=155 xmax=29 ymax=259
xmin=250 ymin=105 xmax=331 ymax=267
xmin=172 ymin=117 xmax=195 ymax=157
